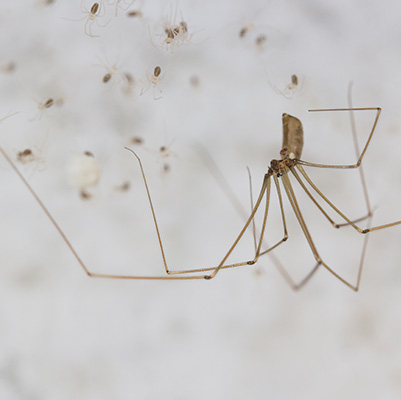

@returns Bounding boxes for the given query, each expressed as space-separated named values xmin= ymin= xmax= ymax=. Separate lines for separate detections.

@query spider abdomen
xmin=281 ymin=113 xmax=304 ymax=159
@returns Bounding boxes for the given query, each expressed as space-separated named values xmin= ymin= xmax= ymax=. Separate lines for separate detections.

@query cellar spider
xmin=239 ymin=23 xmax=255 ymax=38
xmin=156 ymin=138 xmax=177 ymax=176
xmin=95 ymin=42 xmax=138 ymax=88
xmin=140 ymin=65 xmax=166 ymax=100
xmin=237 ymin=15 xmax=282 ymax=54
xmin=14 ymin=149 xmax=46 ymax=182
xmin=130 ymin=136 xmax=144 ymax=145
xmin=65 ymin=1 xmax=110 ymax=38
xmin=271 ymin=74 xmax=305 ymax=99
xmin=127 ymin=10 xmax=143 ymax=18
xmin=255 ymin=34 xmax=268 ymax=51
xmin=126 ymin=0 xmax=146 ymax=22
xmin=7 ymin=130 xmax=48 ymax=180
xmin=17 ymin=149 xmax=36 ymax=164
xmin=15 ymin=144 xmax=46 ymax=172
xmin=29 ymin=97 xmax=54 ymax=121
xmin=95 ymin=53 xmax=127 ymax=86
xmin=149 ymin=5 xmax=194 ymax=52
xmin=22 ymin=81 xmax=60 ymax=120
xmin=1 ymin=105 xmax=401 ymax=286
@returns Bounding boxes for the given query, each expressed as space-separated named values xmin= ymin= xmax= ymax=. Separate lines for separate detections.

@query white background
xmin=1 ymin=0 xmax=401 ymax=399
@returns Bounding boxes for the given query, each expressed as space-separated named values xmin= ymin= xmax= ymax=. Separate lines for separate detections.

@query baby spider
xmin=96 ymin=56 xmax=126 ymax=86
xmin=149 ymin=5 xmax=194 ymax=52
xmin=237 ymin=14 xmax=283 ymax=55
xmin=158 ymin=142 xmax=175 ymax=159
xmin=17 ymin=149 xmax=35 ymax=164
xmin=163 ymin=20 xmax=192 ymax=50
xmin=158 ymin=141 xmax=176 ymax=163
xmin=157 ymin=140 xmax=177 ymax=176
xmin=29 ymin=97 xmax=54 ymax=121
xmin=130 ymin=136 xmax=144 ymax=145
xmin=255 ymin=34 xmax=267 ymax=51
xmin=271 ymin=74 xmax=304 ymax=99
xmin=95 ymin=45 xmax=137 ymax=87
xmin=239 ymin=23 xmax=255 ymax=38
xmin=107 ymin=0 xmax=135 ymax=17
xmin=15 ymin=148 xmax=46 ymax=174
xmin=127 ymin=10 xmax=143 ymax=18
xmin=125 ymin=0 xmax=145 ymax=21
xmin=14 ymin=133 xmax=47 ymax=174
xmin=65 ymin=1 xmax=110 ymax=38
xmin=140 ymin=65 xmax=166 ymax=100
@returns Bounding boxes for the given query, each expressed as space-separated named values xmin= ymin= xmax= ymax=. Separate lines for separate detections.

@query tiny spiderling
xmin=271 ymin=74 xmax=304 ymax=99
xmin=29 ymin=97 xmax=54 ymax=121
xmin=255 ymin=34 xmax=267 ymax=50
xmin=130 ymin=136 xmax=143 ymax=145
xmin=239 ymin=23 xmax=254 ymax=38
xmin=140 ymin=65 xmax=166 ymax=100
xmin=127 ymin=10 xmax=143 ymax=17
xmin=17 ymin=149 xmax=35 ymax=164
xmin=149 ymin=6 xmax=194 ymax=52
xmin=64 ymin=1 xmax=110 ymax=38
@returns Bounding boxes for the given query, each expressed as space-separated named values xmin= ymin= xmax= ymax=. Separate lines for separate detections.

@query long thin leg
xmin=207 ymin=170 xmax=302 ymax=288
xmin=128 ymin=147 xmax=279 ymax=276
xmin=131 ymin=146 xmax=276 ymax=276
xmin=290 ymin=90 xmax=374 ymax=229
xmin=3 ymin=144 xmax=287 ymax=279
xmin=281 ymin=175 xmax=320 ymax=257
xmin=290 ymin=166 xmax=371 ymax=229
xmin=193 ymin=143 xmax=309 ymax=287
xmin=153 ymin=172 xmax=274 ymax=276
xmin=128 ymin=148 xmax=291 ymax=276
xmin=312 ymin=89 xmax=373 ymax=230
xmin=279 ymin=97 xmax=373 ymax=290
xmin=282 ymin=173 xmax=362 ymax=290
xmin=0 ymin=146 xmax=210 ymax=280
xmin=347 ymin=85 xmax=372 ymax=216
xmin=206 ymin=174 xmax=272 ymax=279
xmin=246 ymin=169 xmax=290 ymax=257
xmin=247 ymin=166 xmax=258 ymax=252
xmin=262 ymin=176 xmax=322 ymax=291
xmin=258 ymin=175 xmax=288 ymax=256
xmin=297 ymin=107 xmax=381 ymax=169
xmin=280 ymin=174 xmax=322 ymax=288
xmin=192 ymin=144 xmax=290 ymax=273
xmin=295 ymin=163 xmax=401 ymax=233
xmin=294 ymin=101 xmax=374 ymax=289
